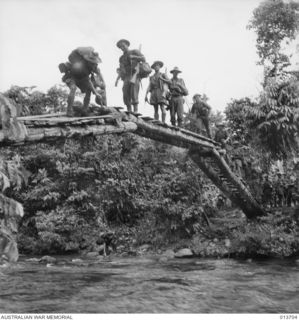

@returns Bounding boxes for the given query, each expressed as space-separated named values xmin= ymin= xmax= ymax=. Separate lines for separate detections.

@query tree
xmin=225 ymin=98 xmax=256 ymax=144
xmin=46 ymin=85 xmax=68 ymax=113
xmin=4 ymin=85 xmax=46 ymax=115
xmin=4 ymin=84 xmax=69 ymax=116
xmin=248 ymin=0 xmax=299 ymax=76
xmin=245 ymin=73 xmax=299 ymax=159
xmin=246 ymin=0 xmax=299 ymax=159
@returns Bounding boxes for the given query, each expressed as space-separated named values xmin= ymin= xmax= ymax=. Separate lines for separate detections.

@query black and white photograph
xmin=0 ymin=0 xmax=299 ymax=316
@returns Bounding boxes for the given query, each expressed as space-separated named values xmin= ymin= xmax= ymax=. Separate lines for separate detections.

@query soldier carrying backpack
xmin=115 ymin=39 xmax=151 ymax=113
xmin=58 ymin=47 xmax=106 ymax=117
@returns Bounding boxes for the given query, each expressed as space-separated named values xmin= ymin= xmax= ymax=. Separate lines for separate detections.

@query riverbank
xmin=18 ymin=205 xmax=299 ymax=263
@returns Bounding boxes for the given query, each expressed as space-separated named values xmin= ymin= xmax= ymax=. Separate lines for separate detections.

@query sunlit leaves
xmin=224 ymin=97 xmax=256 ymax=144
xmin=248 ymin=0 xmax=299 ymax=70
xmin=4 ymin=84 xmax=69 ymax=115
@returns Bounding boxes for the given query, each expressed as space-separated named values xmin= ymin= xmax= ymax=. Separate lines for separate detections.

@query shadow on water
xmin=164 ymin=260 xmax=216 ymax=272
xmin=0 ymin=256 xmax=298 ymax=313
xmin=146 ymin=277 xmax=190 ymax=286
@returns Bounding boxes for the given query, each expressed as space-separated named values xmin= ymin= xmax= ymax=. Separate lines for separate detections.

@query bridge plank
xmin=18 ymin=113 xmax=67 ymax=120
xmin=21 ymin=115 xmax=115 ymax=127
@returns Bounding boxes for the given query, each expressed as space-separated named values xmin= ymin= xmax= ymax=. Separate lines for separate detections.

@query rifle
xmin=160 ymin=67 xmax=170 ymax=101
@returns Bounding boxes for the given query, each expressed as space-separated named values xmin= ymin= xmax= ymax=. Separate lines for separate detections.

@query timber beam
xmin=0 ymin=121 xmax=138 ymax=146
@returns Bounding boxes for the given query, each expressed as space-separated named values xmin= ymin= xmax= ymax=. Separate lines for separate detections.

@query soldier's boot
xmin=177 ymin=118 xmax=183 ymax=128
xmin=161 ymin=112 xmax=166 ymax=123
xmin=170 ymin=115 xmax=176 ymax=126
xmin=126 ymin=104 xmax=132 ymax=112
xmin=133 ymin=104 xmax=138 ymax=113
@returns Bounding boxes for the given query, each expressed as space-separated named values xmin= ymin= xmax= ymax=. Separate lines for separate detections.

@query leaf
xmin=0 ymin=193 xmax=24 ymax=218
xmin=0 ymin=171 xmax=10 ymax=192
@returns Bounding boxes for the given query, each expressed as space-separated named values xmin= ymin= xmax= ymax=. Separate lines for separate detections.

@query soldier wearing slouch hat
xmin=115 ymin=39 xmax=145 ymax=113
xmin=145 ymin=60 xmax=169 ymax=123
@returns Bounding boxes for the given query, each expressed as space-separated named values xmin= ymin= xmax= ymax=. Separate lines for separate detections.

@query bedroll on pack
xmin=68 ymin=47 xmax=102 ymax=65
xmin=138 ymin=62 xmax=152 ymax=79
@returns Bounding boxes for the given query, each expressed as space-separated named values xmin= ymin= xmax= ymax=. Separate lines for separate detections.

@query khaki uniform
xmin=191 ymin=101 xmax=212 ymax=138
xmin=60 ymin=47 xmax=105 ymax=115
xmin=119 ymin=49 xmax=145 ymax=112
xmin=214 ymin=128 xmax=228 ymax=148
xmin=148 ymin=72 xmax=168 ymax=106
xmin=169 ymin=78 xmax=188 ymax=127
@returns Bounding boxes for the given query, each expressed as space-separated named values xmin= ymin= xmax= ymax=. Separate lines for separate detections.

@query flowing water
xmin=0 ymin=256 xmax=298 ymax=313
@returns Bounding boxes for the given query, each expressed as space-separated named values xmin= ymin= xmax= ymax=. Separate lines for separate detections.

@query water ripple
xmin=0 ymin=257 xmax=298 ymax=313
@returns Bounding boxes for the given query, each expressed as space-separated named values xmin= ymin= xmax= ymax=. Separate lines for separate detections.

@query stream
xmin=0 ymin=256 xmax=298 ymax=313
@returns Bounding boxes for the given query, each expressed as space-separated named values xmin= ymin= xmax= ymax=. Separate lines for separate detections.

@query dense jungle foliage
xmin=2 ymin=135 xmax=219 ymax=254
xmin=1 ymin=127 xmax=298 ymax=258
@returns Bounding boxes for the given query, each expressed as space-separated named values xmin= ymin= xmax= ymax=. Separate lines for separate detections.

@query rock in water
xmin=138 ymin=244 xmax=151 ymax=252
xmin=174 ymin=248 xmax=194 ymax=258
xmin=72 ymin=258 xmax=84 ymax=263
xmin=26 ymin=257 xmax=41 ymax=262
xmin=162 ymin=249 xmax=175 ymax=259
xmin=40 ymin=255 xmax=57 ymax=264
xmin=85 ymin=251 xmax=100 ymax=259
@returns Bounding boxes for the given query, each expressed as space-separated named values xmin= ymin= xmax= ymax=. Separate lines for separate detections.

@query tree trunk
xmin=0 ymin=121 xmax=137 ymax=146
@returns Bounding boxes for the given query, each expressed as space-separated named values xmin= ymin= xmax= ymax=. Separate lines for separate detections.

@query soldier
xmin=58 ymin=47 xmax=106 ymax=117
xmin=214 ymin=122 xmax=228 ymax=149
xmin=191 ymin=93 xmax=212 ymax=138
xmin=160 ymin=67 xmax=188 ymax=127
xmin=145 ymin=61 xmax=169 ymax=123
xmin=115 ymin=39 xmax=145 ymax=113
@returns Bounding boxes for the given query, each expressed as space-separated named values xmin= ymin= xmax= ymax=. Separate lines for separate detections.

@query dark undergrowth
xmin=1 ymin=134 xmax=297 ymax=258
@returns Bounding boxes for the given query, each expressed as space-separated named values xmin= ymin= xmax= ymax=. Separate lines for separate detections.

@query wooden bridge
xmin=0 ymin=106 xmax=265 ymax=219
